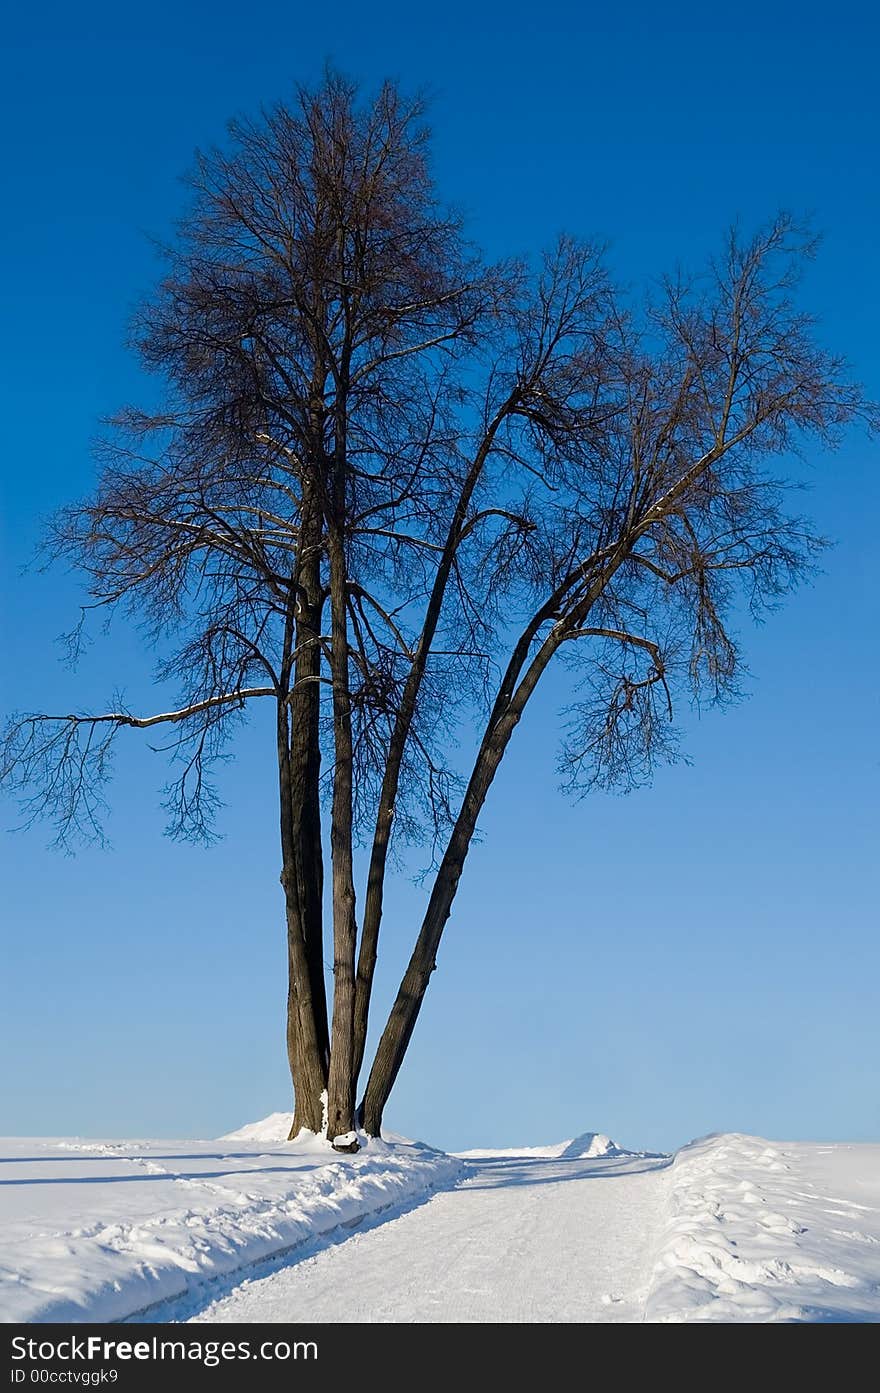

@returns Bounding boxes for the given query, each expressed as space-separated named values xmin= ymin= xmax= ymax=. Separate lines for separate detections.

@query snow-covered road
xmin=182 ymin=1152 xmax=671 ymax=1323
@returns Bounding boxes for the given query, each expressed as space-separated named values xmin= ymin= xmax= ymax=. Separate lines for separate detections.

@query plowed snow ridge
xmin=2 ymin=1128 xmax=878 ymax=1323
xmin=164 ymin=1150 xmax=670 ymax=1323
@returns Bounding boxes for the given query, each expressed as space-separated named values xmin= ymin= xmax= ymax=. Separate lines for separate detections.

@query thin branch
xmin=21 ymin=687 xmax=276 ymax=731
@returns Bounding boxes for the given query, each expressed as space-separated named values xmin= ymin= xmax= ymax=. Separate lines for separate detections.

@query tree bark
xmin=359 ymin=706 xmax=520 ymax=1136
xmin=281 ymin=477 xmax=331 ymax=1138
xmin=324 ymin=519 xmax=359 ymax=1145
xmin=288 ymin=484 xmax=329 ymax=1072
xmin=278 ymin=696 xmax=328 ymax=1136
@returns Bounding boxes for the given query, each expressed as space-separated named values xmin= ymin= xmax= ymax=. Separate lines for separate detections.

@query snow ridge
xmin=219 ymin=1112 xmax=297 ymax=1143
xmin=0 ymin=1131 xmax=462 ymax=1323
xmin=456 ymin=1131 xmax=645 ymax=1160
xmin=647 ymin=1133 xmax=880 ymax=1322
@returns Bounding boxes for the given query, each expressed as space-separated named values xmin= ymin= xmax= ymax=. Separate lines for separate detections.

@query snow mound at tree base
xmin=220 ymin=1113 xmax=423 ymax=1149
xmin=457 ymin=1130 xmax=647 ymax=1159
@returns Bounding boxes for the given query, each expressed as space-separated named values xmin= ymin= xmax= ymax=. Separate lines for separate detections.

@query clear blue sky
xmin=1 ymin=1 xmax=877 ymax=1154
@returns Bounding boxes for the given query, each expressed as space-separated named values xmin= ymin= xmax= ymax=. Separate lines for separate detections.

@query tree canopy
xmin=2 ymin=72 xmax=873 ymax=1143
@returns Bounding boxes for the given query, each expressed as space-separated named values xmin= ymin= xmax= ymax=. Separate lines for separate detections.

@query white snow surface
xmin=219 ymin=1112 xmax=297 ymax=1143
xmin=0 ymin=1130 xmax=461 ymax=1323
xmin=155 ymin=1146 xmax=670 ymax=1323
xmin=456 ymin=1130 xmax=640 ymax=1160
xmin=2 ymin=1124 xmax=878 ymax=1324
xmin=648 ymin=1133 xmax=880 ymax=1322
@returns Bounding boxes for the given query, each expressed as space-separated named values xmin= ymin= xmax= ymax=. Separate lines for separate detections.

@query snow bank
xmin=219 ymin=1112 xmax=296 ymax=1144
xmin=647 ymin=1133 xmax=880 ymax=1322
xmin=0 ymin=1126 xmax=462 ymax=1323
xmin=457 ymin=1130 xmax=641 ymax=1160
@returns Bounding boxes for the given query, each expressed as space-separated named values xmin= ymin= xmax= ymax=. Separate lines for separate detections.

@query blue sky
xmin=1 ymin=1 xmax=877 ymax=1153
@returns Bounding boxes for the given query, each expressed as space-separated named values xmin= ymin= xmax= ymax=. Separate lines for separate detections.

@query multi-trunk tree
xmin=2 ymin=73 xmax=872 ymax=1146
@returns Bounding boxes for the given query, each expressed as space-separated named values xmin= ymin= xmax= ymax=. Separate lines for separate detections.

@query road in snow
xmin=179 ymin=1152 xmax=671 ymax=1323
xmin=5 ymin=1127 xmax=877 ymax=1323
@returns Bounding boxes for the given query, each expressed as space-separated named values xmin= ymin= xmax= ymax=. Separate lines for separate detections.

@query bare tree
xmin=2 ymin=72 xmax=873 ymax=1145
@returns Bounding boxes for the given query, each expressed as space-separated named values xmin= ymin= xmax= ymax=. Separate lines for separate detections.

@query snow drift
xmin=647 ymin=1133 xmax=880 ymax=1322
xmin=219 ymin=1112 xmax=297 ymax=1144
xmin=0 ymin=1125 xmax=462 ymax=1323
xmin=456 ymin=1130 xmax=641 ymax=1160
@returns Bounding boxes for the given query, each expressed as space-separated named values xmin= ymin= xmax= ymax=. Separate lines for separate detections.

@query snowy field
xmin=1 ymin=1119 xmax=877 ymax=1323
xmin=0 ymin=1124 xmax=461 ymax=1323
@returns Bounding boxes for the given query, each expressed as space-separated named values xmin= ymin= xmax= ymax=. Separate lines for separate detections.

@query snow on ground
xmin=648 ymin=1133 xmax=880 ymax=1322
xmin=0 ymin=1129 xmax=461 ymax=1323
xmin=456 ymin=1130 xmax=652 ymax=1160
xmin=152 ymin=1133 xmax=880 ymax=1325
xmin=218 ymin=1112 xmax=296 ymax=1144
xmin=2 ymin=1123 xmax=877 ymax=1324
xmin=158 ymin=1148 xmax=671 ymax=1324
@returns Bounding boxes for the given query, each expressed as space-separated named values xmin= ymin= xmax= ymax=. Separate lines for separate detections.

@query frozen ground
xmin=1 ymin=1122 xmax=877 ymax=1323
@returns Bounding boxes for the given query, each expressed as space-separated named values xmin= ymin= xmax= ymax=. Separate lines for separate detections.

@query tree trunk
xmin=278 ymin=667 xmax=328 ymax=1134
xmin=277 ymin=477 xmax=331 ymax=1138
xmin=324 ymin=521 xmax=359 ymax=1146
xmin=289 ymin=486 xmax=330 ymax=1071
xmin=279 ymin=803 xmax=328 ymax=1136
xmin=287 ymin=964 xmax=325 ymax=1136
xmin=360 ymin=713 xmax=518 ymax=1135
xmin=359 ymin=584 xmax=602 ymax=1134
xmin=358 ymin=806 xmax=478 ymax=1136
xmin=360 ymin=546 xmax=625 ymax=1133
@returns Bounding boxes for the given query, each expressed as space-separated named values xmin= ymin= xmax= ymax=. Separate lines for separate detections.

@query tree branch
xmin=18 ymin=687 xmax=276 ymax=731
